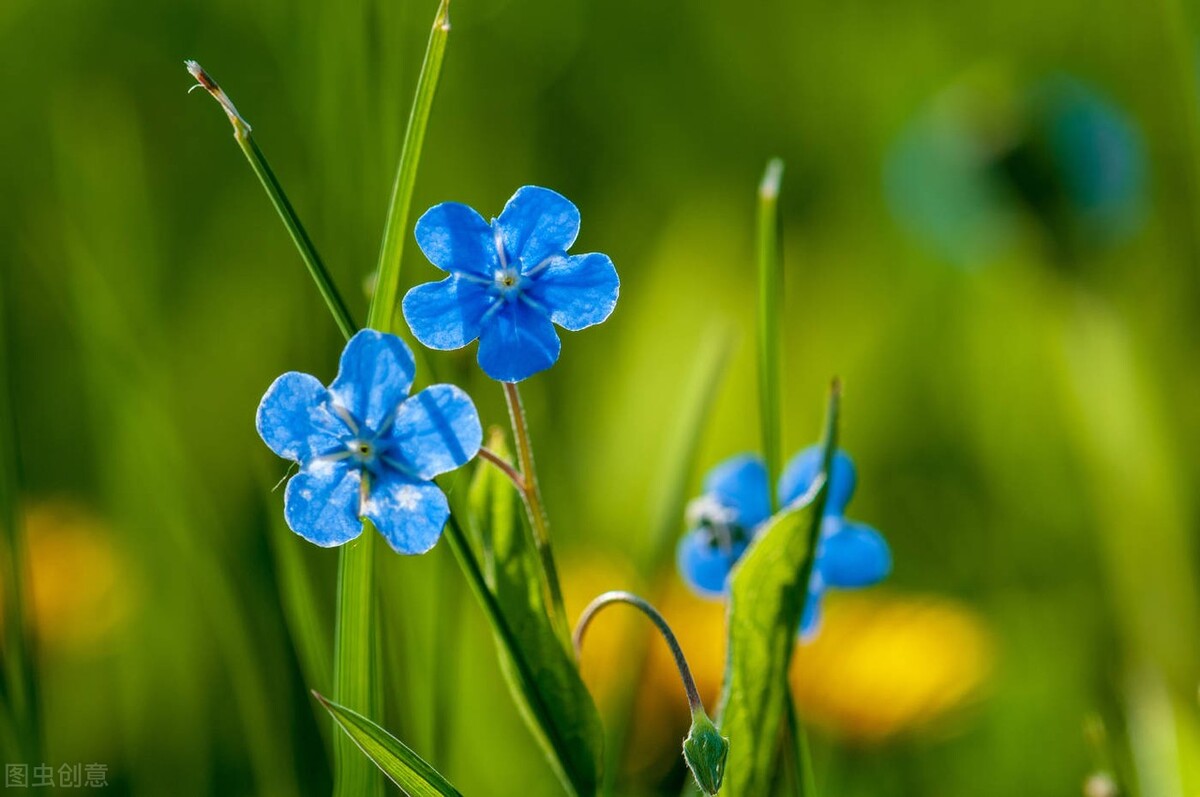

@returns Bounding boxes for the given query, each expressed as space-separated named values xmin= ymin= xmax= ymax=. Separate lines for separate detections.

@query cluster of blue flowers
xmin=677 ymin=446 xmax=891 ymax=637
xmin=256 ymin=184 xmax=891 ymax=640
xmin=257 ymin=186 xmax=618 ymax=550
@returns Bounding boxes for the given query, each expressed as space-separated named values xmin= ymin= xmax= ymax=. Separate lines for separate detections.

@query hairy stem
xmin=502 ymin=382 xmax=569 ymax=643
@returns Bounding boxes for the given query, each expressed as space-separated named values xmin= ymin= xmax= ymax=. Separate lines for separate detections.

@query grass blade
xmin=0 ymin=270 xmax=39 ymax=764
xmin=314 ymin=691 xmax=463 ymax=797
xmin=756 ymin=158 xmax=785 ymax=507
xmin=716 ymin=383 xmax=840 ymax=797
xmin=367 ymin=0 xmax=451 ymax=332
xmin=185 ymin=61 xmax=357 ymax=341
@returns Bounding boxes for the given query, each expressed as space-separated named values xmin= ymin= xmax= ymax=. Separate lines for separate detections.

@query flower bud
xmin=682 ymin=710 xmax=729 ymax=795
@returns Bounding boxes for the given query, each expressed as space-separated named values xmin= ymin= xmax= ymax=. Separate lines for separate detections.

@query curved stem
xmin=478 ymin=446 xmax=524 ymax=493
xmin=573 ymin=590 xmax=702 ymax=715
xmin=502 ymin=382 xmax=569 ymax=642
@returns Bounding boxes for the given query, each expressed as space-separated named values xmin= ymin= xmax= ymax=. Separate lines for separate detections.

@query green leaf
xmin=716 ymin=386 xmax=840 ymax=797
xmin=757 ymin=158 xmax=785 ymax=508
xmin=366 ymin=0 xmax=451 ymax=332
xmin=464 ymin=430 xmax=604 ymax=796
xmin=313 ymin=691 xmax=462 ymax=797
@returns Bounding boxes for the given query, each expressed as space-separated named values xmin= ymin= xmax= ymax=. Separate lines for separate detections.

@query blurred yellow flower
xmin=626 ymin=583 xmax=992 ymax=777
xmin=1 ymin=500 xmax=134 ymax=652
xmin=790 ymin=592 xmax=993 ymax=742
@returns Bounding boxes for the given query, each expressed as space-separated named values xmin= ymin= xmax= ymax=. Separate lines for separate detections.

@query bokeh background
xmin=3 ymin=0 xmax=1200 ymax=794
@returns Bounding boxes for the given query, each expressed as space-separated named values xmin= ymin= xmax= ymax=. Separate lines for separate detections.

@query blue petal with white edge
xmin=677 ymin=529 xmax=747 ymax=597
xmin=402 ymin=275 xmax=493 ymax=350
xmin=415 ymin=201 xmax=499 ymax=276
xmin=495 ymin=186 xmax=580 ymax=268
xmin=284 ymin=460 xmax=365 ymax=546
xmin=778 ymin=445 xmax=857 ymax=516
xmin=329 ymin=330 xmax=415 ymax=433
xmin=819 ymin=521 xmax=891 ymax=587
xmin=527 ymin=253 xmax=619 ymax=331
xmin=703 ymin=455 xmax=771 ymax=529
xmin=476 ymin=300 xmax=562 ymax=382
xmin=256 ymin=372 xmax=348 ymax=463
xmin=363 ymin=471 xmax=450 ymax=555
xmin=389 ymin=385 xmax=482 ymax=480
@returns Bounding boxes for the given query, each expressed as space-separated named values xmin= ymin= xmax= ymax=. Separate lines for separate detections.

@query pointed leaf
xmin=465 ymin=431 xmax=603 ymax=796
xmin=314 ymin=691 xmax=462 ymax=797
xmin=715 ymin=388 xmax=839 ymax=797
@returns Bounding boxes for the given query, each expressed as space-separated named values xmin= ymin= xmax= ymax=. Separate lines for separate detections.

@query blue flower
xmin=256 ymin=329 xmax=482 ymax=554
xmin=402 ymin=186 xmax=619 ymax=382
xmin=676 ymin=445 xmax=890 ymax=638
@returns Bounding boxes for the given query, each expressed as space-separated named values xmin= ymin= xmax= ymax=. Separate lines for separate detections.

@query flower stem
xmin=573 ymin=590 xmax=702 ymax=715
xmin=478 ymin=446 xmax=524 ymax=493
xmin=185 ymin=61 xmax=357 ymax=342
xmin=503 ymin=381 xmax=570 ymax=643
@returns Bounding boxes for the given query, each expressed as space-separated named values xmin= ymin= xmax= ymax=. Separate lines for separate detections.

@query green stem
xmin=185 ymin=61 xmax=357 ymax=341
xmin=0 ymin=271 xmax=39 ymax=764
xmin=573 ymin=591 xmax=703 ymax=714
xmin=368 ymin=0 xmax=451 ymax=333
xmin=757 ymin=158 xmax=785 ymax=508
xmin=502 ymin=382 xmax=570 ymax=644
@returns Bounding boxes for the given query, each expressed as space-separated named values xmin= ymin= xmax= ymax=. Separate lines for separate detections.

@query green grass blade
xmin=185 ymin=61 xmax=357 ymax=341
xmin=366 ymin=0 xmax=451 ymax=332
xmin=716 ymin=384 xmax=840 ymax=797
xmin=756 ymin=158 xmax=785 ymax=508
xmin=334 ymin=530 xmax=383 ymax=797
xmin=263 ymin=478 xmax=333 ymax=710
xmin=314 ymin=691 xmax=463 ymax=797
xmin=0 ymin=270 xmax=39 ymax=764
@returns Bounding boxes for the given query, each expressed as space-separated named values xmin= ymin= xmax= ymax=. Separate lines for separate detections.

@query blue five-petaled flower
xmin=677 ymin=445 xmax=891 ymax=638
xmin=403 ymin=186 xmax=619 ymax=383
xmin=256 ymin=330 xmax=482 ymax=554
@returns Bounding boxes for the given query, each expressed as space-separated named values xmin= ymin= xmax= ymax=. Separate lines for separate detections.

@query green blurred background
xmin=3 ymin=0 xmax=1200 ymax=793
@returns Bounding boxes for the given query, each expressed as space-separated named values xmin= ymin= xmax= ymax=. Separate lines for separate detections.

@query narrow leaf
xmin=314 ymin=691 xmax=462 ymax=797
xmin=757 ymin=158 xmax=785 ymax=507
xmin=458 ymin=431 xmax=603 ymax=796
xmin=185 ymin=60 xmax=358 ymax=341
xmin=716 ymin=385 xmax=840 ymax=797
xmin=367 ymin=0 xmax=452 ymax=331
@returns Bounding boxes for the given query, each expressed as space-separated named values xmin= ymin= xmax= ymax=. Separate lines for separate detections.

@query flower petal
xmin=703 ymin=455 xmax=771 ymax=529
xmin=256 ymin=372 xmax=348 ymax=463
xmin=283 ymin=460 xmax=364 ymax=546
xmin=476 ymin=300 xmax=562 ymax=382
xmin=676 ymin=528 xmax=747 ymax=597
xmin=329 ymin=330 xmax=416 ymax=433
xmin=819 ymin=521 xmax=891 ymax=588
xmin=495 ymin=186 xmax=580 ymax=267
xmin=778 ymin=445 xmax=857 ymax=516
xmin=526 ymin=253 xmax=619 ymax=331
xmin=362 ymin=471 xmax=449 ymax=555
xmin=414 ymin=201 xmax=499 ymax=276
xmin=402 ymin=275 xmax=493 ymax=350
xmin=388 ymin=384 xmax=483 ymax=480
